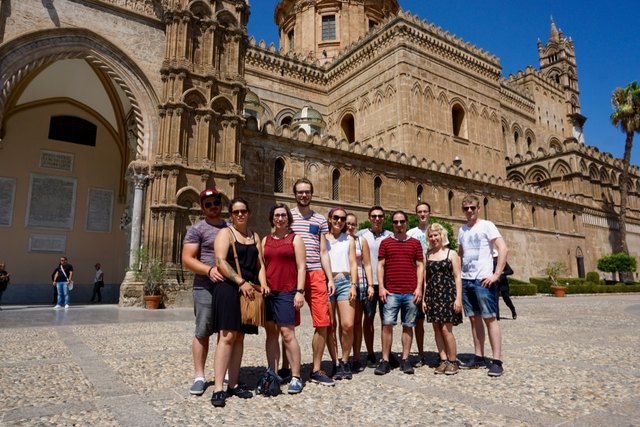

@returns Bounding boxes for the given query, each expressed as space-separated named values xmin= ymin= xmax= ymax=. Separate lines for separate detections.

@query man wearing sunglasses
xmin=375 ymin=211 xmax=424 ymax=375
xmin=457 ymin=195 xmax=508 ymax=377
xmin=356 ymin=206 xmax=392 ymax=368
xmin=182 ymin=188 xmax=227 ymax=395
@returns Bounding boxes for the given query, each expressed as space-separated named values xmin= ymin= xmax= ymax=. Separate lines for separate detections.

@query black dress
xmin=211 ymin=232 xmax=259 ymax=335
xmin=425 ymin=250 xmax=463 ymax=325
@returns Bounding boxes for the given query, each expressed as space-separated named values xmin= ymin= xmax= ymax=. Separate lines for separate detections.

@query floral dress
xmin=425 ymin=250 xmax=463 ymax=325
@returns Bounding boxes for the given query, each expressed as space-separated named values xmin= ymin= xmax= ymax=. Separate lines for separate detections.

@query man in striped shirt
xmin=375 ymin=210 xmax=424 ymax=376
xmin=290 ymin=178 xmax=336 ymax=386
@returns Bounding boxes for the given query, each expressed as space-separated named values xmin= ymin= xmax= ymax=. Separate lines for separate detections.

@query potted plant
xmin=545 ymin=261 xmax=568 ymax=297
xmin=134 ymin=248 xmax=167 ymax=309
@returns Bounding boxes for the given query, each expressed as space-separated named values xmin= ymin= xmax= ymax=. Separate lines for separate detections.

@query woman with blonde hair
xmin=424 ymin=223 xmax=463 ymax=375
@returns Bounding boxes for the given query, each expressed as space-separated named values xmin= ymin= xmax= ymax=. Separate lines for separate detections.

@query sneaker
xmin=512 ymin=312 xmax=517 ymax=320
xmin=287 ymin=377 xmax=303 ymax=394
xmin=374 ymin=359 xmax=391 ymax=376
xmin=331 ymin=363 xmax=341 ymax=380
xmin=227 ymin=383 xmax=253 ymax=399
xmin=211 ymin=390 xmax=226 ymax=407
xmin=400 ymin=359 xmax=414 ymax=374
xmin=389 ymin=353 xmax=400 ymax=369
xmin=350 ymin=360 xmax=364 ymax=373
xmin=64 ymin=305 xmax=69 ymax=310
xmin=434 ymin=360 xmax=447 ymax=375
xmin=487 ymin=360 xmax=504 ymax=377
xmin=189 ymin=379 xmax=205 ymax=395
xmin=53 ymin=305 xmax=62 ymax=310
xmin=366 ymin=354 xmax=377 ymax=368
xmin=341 ymin=361 xmax=353 ymax=380
xmin=310 ymin=370 xmax=335 ymax=386
xmin=444 ymin=361 xmax=459 ymax=375
xmin=460 ymin=356 xmax=487 ymax=369
xmin=277 ymin=368 xmax=292 ymax=382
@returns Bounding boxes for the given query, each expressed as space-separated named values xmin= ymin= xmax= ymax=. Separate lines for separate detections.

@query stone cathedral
xmin=0 ymin=0 xmax=637 ymax=306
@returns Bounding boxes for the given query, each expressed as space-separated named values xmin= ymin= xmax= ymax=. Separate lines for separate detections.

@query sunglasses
xmin=231 ymin=209 xmax=248 ymax=216
xmin=462 ymin=206 xmax=478 ymax=212
xmin=332 ymin=215 xmax=347 ymax=221
xmin=204 ymin=199 xmax=221 ymax=208
xmin=392 ymin=220 xmax=406 ymax=225
xmin=370 ymin=214 xmax=384 ymax=219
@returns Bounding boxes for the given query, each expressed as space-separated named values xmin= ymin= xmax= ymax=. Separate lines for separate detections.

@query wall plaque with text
xmin=26 ymin=174 xmax=77 ymax=230
xmin=86 ymin=188 xmax=114 ymax=232
xmin=0 ymin=177 xmax=16 ymax=226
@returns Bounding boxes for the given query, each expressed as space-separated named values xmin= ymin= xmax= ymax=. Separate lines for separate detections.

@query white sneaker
xmin=64 ymin=305 xmax=69 ymax=310
xmin=54 ymin=305 xmax=62 ymax=310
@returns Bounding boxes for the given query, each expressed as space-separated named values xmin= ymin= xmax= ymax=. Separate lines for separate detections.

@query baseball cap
xmin=199 ymin=188 xmax=222 ymax=202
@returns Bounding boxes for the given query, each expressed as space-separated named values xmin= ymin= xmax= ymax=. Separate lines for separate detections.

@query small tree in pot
xmin=133 ymin=248 xmax=167 ymax=309
xmin=545 ymin=261 xmax=568 ymax=297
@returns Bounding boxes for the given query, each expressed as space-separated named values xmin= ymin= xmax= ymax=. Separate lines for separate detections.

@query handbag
xmin=60 ymin=266 xmax=73 ymax=291
xmin=67 ymin=280 xmax=74 ymax=291
xmin=230 ymin=234 xmax=265 ymax=327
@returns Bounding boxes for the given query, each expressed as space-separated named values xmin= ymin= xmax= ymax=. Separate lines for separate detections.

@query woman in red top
xmin=262 ymin=203 xmax=306 ymax=394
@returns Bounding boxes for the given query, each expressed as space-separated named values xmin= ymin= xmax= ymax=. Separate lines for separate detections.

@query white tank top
xmin=327 ymin=233 xmax=351 ymax=273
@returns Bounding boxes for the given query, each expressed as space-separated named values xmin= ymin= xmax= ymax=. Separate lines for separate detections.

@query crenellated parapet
xmin=499 ymin=80 xmax=535 ymax=115
xmin=96 ymin=0 xmax=166 ymax=20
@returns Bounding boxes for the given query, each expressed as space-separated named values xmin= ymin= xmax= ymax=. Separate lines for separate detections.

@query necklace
xmin=232 ymin=226 xmax=253 ymax=240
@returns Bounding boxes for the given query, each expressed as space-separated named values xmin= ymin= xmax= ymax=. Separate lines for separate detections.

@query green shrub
xmin=509 ymin=283 xmax=537 ymax=296
xmin=597 ymin=253 xmax=637 ymax=282
xmin=585 ymin=271 xmax=600 ymax=283
xmin=507 ymin=277 xmax=529 ymax=285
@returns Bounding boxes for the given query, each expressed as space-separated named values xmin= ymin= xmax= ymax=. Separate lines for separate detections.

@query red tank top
xmin=264 ymin=232 xmax=297 ymax=292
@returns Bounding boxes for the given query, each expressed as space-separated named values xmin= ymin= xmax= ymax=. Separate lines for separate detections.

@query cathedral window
xmin=374 ymin=177 xmax=382 ymax=205
xmin=288 ymin=30 xmax=295 ymax=51
xmin=416 ymin=185 xmax=423 ymax=202
xmin=451 ymin=104 xmax=467 ymax=139
xmin=340 ymin=114 xmax=355 ymax=143
xmin=448 ymin=191 xmax=454 ymax=216
xmin=274 ymin=158 xmax=285 ymax=193
xmin=483 ymin=197 xmax=489 ymax=220
xmin=510 ymin=202 xmax=516 ymax=225
xmin=332 ymin=169 xmax=340 ymax=200
xmin=322 ymin=15 xmax=336 ymax=41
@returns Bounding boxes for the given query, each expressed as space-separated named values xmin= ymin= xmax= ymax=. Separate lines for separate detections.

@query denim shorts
xmin=193 ymin=288 xmax=214 ymax=337
xmin=329 ymin=274 xmax=352 ymax=302
xmin=462 ymin=279 xmax=498 ymax=318
xmin=382 ymin=292 xmax=418 ymax=327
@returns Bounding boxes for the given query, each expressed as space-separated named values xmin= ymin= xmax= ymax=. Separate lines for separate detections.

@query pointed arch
xmin=526 ymin=166 xmax=550 ymax=183
xmin=551 ymin=160 xmax=571 ymax=177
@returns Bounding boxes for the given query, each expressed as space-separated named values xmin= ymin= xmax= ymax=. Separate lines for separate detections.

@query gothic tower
xmin=150 ymin=0 xmax=249 ymax=265
xmin=537 ymin=18 xmax=586 ymax=142
xmin=274 ymin=0 xmax=399 ymax=63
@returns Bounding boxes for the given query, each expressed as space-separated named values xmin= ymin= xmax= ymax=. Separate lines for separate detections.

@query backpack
xmin=255 ymin=368 xmax=281 ymax=397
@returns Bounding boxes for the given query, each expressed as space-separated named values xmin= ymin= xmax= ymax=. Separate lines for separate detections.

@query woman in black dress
xmin=424 ymin=223 xmax=463 ymax=375
xmin=211 ymin=197 xmax=269 ymax=407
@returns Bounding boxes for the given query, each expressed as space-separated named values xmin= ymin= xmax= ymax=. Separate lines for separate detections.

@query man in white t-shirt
xmin=457 ymin=195 xmax=508 ymax=377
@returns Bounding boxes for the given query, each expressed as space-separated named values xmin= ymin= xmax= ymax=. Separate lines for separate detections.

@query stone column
xmin=127 ymin=161 xmax=150 ymax=268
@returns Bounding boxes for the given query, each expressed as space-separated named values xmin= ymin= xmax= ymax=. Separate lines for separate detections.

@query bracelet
xmin=351 ymin=283 xmax=357 ymax=287
xmin=207 ymin=266 xmax=214 ymax=278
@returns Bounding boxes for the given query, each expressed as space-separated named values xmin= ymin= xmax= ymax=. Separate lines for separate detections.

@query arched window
xmin=274 ymin=158 xmax=285 ymax=193
xmin=332 ymin=169 xmax=340 ymax=200
xmin=483 ymin=197 xmax=489 ymax=220
xmin=532 ymin=206 xmax=537 ymax=228
xmin=416 ymin=184 xmax=424 ymax=203
xmin=554 ymin=210 xmax=558 ymax=230
xmin=340 ymin=114 xmax=355 ymax=143
xmin=448 ymin=191 xmax=454 ymax=216
xmin=451 ymin=104 xmax=466 ymax=138
xmin=374 ymin=177 xmax=382 ymax=205
xmin=280 ymin=116 xmax=292 ymax=126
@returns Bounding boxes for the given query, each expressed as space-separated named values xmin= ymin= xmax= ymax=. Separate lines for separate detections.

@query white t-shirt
xmin=407 ymin=227 xmax=428 ymax=257
xmin=356 ymin=228 xmax=392 ymax=285
xmin=458 ymin=219 xmax=502 ymax=280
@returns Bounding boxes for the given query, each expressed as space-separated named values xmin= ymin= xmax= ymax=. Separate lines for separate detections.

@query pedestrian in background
xmin=0 ymin=262 xmax=10 ymax=309
xmin=90 ymin=262 xmax=104 ymax=304
xmin=52 ymin=256 xmax=73 ymax=310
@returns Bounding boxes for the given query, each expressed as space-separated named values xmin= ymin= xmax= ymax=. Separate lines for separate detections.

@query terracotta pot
xmin=144 ymin=295 xmax=162 ymax=309
xmin=550 ymin=285 xmax=567 ymax=297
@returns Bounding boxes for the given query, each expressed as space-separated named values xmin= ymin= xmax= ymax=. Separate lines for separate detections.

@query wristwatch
xmin=296 ymin=289 xmax=305 ymax=295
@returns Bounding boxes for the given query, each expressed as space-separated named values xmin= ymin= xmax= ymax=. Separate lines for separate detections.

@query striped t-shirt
xmin=291 ymin=208 xmax=328 ymax=271
xmin=378 ymin=236 xmax=423 ymax=294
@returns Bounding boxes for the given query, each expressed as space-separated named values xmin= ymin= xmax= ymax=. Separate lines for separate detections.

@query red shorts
xmin=304 ymin=270 xmax=331 ymax=328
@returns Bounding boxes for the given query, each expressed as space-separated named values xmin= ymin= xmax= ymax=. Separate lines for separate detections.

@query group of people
xmin=182 ymin=179 xmax=511 ymax=408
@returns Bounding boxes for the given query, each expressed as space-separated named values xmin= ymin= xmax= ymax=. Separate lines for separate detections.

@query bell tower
xmin=538 ymin=18 xmax=585 ymax=142
xmin=274 ymin=0 xmax=399 ymax=63
xmin=149 ymin=0 xmax=249 ymax=265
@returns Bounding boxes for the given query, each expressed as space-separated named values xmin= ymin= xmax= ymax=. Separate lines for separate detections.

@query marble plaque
xmin=40 ymin=150 xmax=74 ymax=172
xmin=0 ymin=177 xmax=16 ymax=226
xmin=86 ymin=188 xmax=114 ymax=232
xmin=28 ymin=234 xmax=66 ymax=253
xmin=26 ymin=174 xmax=77 ymax=230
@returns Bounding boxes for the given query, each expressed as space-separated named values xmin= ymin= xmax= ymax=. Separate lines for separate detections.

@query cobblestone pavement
xmin=1 ymin=294 xmax=639 ymax=426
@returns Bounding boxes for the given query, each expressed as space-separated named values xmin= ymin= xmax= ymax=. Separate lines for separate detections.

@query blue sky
xmin=247 ymin=1 xmax=640 ymax=167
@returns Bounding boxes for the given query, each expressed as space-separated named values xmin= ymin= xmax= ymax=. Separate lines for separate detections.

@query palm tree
xmin=610 ymin=81 xmax=640 ymax=254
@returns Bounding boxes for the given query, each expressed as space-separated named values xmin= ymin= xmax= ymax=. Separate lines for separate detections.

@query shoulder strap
xmin=446 ymin=249 xmax=451 ymax=260
xmin=228 ymin=230 xmax=243 ymax=280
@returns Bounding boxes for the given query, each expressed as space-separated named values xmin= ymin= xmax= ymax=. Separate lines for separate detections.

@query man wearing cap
xmin=182 ymin=188 xmax=227 ymax=395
